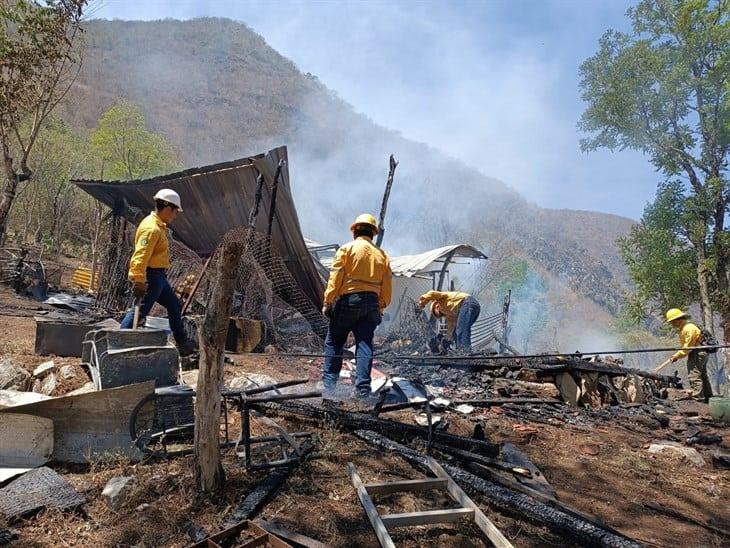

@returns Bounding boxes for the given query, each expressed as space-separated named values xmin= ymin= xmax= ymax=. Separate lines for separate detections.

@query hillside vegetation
xmin=60 ymin=18 xmax=640 ymax=353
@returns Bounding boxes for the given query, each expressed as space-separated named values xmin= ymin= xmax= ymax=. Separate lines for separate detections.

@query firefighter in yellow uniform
xmin=121 ymin=189 xmax=194 ymax=356
xmin=322 ymin=214 xmax=392 ymax=398
xmin=654 ymin=308 xmax=712 ymax=401
xmin=419 ymin=290 xmax=480 ymax=351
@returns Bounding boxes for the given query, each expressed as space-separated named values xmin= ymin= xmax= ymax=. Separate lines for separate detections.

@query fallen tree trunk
xmin=354 ymin=430 xmax=643 ymax=548
xmin=222 ymin=440 xmax=314 ymax=529
xmin=260 ymin=401 xmax=499 ymax=457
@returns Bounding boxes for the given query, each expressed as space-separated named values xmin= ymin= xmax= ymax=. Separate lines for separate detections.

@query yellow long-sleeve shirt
xmin=323 ymin=236 xmax=392 ymax=310
xmin=672 ymin=321 xmax=703 ymax=361
xmin=420 ymin=290 xmax=470 ymax=338
xmin=127 ymin=212 xmax=171 ymax=283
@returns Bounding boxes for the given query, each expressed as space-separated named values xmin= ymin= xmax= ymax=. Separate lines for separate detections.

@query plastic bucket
xmin=708 ymin=396 xmax=730 ymax=424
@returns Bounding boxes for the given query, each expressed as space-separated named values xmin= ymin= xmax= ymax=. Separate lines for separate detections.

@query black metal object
xmin=266 ymin=159 xmax=286 ymax=237
xmin=233 ymin=390 xmax=321 ymax=470
xmin=0 ymin=467 xmax=85 ymax=522
xmin=128 ymin=379 xmax=316 ymax=459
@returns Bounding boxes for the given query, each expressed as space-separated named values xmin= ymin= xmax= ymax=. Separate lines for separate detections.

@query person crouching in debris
xmin=120 ymin=189 xmax=195 ymax=357
xmin=321 ymin=213 xmax=392 ymax=399
xmin=419 ymin=290 xmax=480 ymax=352
xmin=654 ymin=308 xmax=713 ymax=401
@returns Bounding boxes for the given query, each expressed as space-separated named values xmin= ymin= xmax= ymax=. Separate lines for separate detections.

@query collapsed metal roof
xmin=389 ymin=244 xmax=488 ymax=278
xmin=72 ymin=146 xmax=324 ymax=307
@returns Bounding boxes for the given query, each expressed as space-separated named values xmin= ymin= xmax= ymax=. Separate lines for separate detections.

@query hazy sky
xmin=92 ymin=0 xmax=659 ymax=220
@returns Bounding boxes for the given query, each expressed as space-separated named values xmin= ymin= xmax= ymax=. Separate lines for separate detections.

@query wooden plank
xmin=427 ymin=457 xmax=514 ymax=548
xmin=380 ymin=508 xmax=474 ymax=528
xmin=0 ymin=381 xmax=154 ymax=463
xmin=0 ymin=413 xmax=53 ymax=467
xmin=256 ymin=520 xmax=328 ymax=548
xmin=364 ymin=478 xmax=447 ymax=496
xmin=347 ymin=462 xmax=395 ymax=548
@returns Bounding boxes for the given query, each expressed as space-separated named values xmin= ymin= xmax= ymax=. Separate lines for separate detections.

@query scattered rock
xmin=66 ymin=382 xmax=95 ymax=396
xmin=59 ymin=365 xmax=76 ymax=380
xmin=579 ymin=444 xmax=600 ymax=456
xmin=229 ymin=373 xmax=277 ymax=391
xmin=32 ymin=360 xmax=55 ymax=378
xmin=264 ymin=345 xmax=278 ymax=354
xmin=0 ymin=389 xmax=51 ymax=408
xmin=180 ymin=369 xmax=198 ymax=389
xmin=455 ymin=404 xmax=474 ymax=414
xmin=555 ymin=373 xmax=581 ymax=405
xmin=516 ymin=369 xmax=540 ymax=383
xmin=647 ymin=441 xmax=705 ymax=466
xmin=135 ymin=503 xmax=151 ymax=513
xmin=494 ymin=379 xmax=560 ymax=399
xmin=579 ymin=373 xmax=602 ymax=408
xmin=414 ymin=413 xmax=441 ymax=426
xmin=0 ymin=359 xmax=30 ymax=391
xmin=663 ymin=387 xmax=693 ymax=401
xmin=39 ymin=373 xmax=58 ymax=396
xmin=102 ymin=476 xmax=137 ymax=511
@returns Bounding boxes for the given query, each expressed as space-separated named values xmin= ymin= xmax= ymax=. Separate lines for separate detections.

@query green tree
xmin=12 ymin=117 xmax=90 ymax=251
xmin=90 ymin=100 xmax=179 ymax=180
xmin=0 ymin=0 xmax=87 ymax=242
xmin=579 ymin=0 xmax=729 ymax=344
xmin=618 ymin=180 xmax=699 ymax=319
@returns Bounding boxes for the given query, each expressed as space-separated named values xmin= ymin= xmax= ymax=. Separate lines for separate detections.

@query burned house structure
xmin=72 ymin=146 xmax=328 ymax=349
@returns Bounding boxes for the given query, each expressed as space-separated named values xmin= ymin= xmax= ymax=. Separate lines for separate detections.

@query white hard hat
xmin=153 ymin=189 xmax=182 ymax=211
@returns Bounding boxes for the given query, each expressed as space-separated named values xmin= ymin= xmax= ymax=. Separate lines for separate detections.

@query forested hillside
xmin=60 ymin=18 xmax=640 ymax=352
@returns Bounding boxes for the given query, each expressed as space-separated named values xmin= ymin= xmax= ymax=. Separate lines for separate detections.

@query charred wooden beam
xmin=353 ymin=430 xmax=643 ymax=548
xmin=260 ymin=401 xmax=498 ymax=457
xmin=222 ymin=440 xmax=314 ymax=529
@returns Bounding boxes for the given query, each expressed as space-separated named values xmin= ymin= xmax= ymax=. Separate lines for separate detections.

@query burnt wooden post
xmin=194 ymin=239 xmax=243 ymax=494
xmin=376 ymin=154 xmax=398 ymax=248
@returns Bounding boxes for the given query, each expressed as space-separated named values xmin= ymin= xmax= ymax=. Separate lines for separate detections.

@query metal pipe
xmin=232 ymin=344 xmax=730 ymax=362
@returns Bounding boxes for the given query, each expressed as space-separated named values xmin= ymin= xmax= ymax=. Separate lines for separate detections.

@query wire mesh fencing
xmin=93 ymin=217 xmax=326 ymax=350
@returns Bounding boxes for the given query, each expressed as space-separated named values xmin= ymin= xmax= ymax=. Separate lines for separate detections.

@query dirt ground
xmin=0 ymin=287 xmax=729 ymax=547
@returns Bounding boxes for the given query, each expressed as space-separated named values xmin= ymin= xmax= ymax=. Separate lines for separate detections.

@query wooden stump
xmin=194 ymin=241 xmax=243 ymax=493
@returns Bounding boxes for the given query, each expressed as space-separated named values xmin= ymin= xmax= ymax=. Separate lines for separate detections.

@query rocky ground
xmin=0 ymin=287 xmax=728 ymax=547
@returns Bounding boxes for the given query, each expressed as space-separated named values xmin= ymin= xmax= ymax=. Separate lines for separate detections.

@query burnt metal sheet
xmin=0 ymin=414 xmax=53 ymax=468
xmin=83 ymin=328 xmax=179 ymax=389
xmin=72 ymin=146 xmax=324 ymax=307
xmin=0 ymin=466 xmax=85 ymax=521
xmin=390 ymin=244 xmax=488 ymax=278
xmin=35 ymin=317 xmax=119 ymax=358
xmin=0 ymin=381 xmax=154 ymax=463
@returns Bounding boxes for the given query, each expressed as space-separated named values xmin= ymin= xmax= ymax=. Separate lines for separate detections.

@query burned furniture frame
xmin=129 ymin=379 xmax=318 ymax=459
xmin=235 ymin=390 xmax=321 ymax=470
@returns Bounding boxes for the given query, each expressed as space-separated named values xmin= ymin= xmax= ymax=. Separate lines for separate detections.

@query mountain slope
xmin=61 ymin=18 xmax=637 ymax=348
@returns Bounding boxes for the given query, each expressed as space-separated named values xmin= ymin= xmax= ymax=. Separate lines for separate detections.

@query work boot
xmin=178 ymin=339 xmax=196 ymax=357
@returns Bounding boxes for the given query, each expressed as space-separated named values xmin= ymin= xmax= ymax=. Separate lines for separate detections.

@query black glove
xmin=132 ymin=281 xmax=147 ymax=300
xmin=322 ymin=304 xmax=333 ymax=319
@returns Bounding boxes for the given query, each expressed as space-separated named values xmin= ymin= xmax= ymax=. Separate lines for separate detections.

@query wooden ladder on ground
xmin=348 ymin=456 xmax=513 ymax=548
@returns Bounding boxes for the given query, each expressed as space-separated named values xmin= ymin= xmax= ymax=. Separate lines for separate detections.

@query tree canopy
xmin=580 ymin=0 xmax=729 ymax=337
xmin=90 ymin=99 xmax=179 ymax=180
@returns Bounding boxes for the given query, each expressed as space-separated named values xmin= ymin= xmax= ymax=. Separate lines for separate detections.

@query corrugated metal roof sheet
xmin=72 ymin=146 xmax=324 ymax=307
xmin=389 ymin=244 xmax=487 ymax=277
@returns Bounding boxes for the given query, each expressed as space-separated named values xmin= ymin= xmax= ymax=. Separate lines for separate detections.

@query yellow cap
xmin=665 ymin=308 xmax=688 ymax=322
xmin=350 ymin=213 xmax=379 ymax=234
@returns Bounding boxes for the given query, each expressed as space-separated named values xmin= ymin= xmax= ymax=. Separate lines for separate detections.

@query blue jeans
xmin=455 ymin=296 xmax=480 ymax=351
xmin=323 ymin=292 xmax=381 ymax=394
xmin=120 ymin=268 xmax=188 ymax=345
